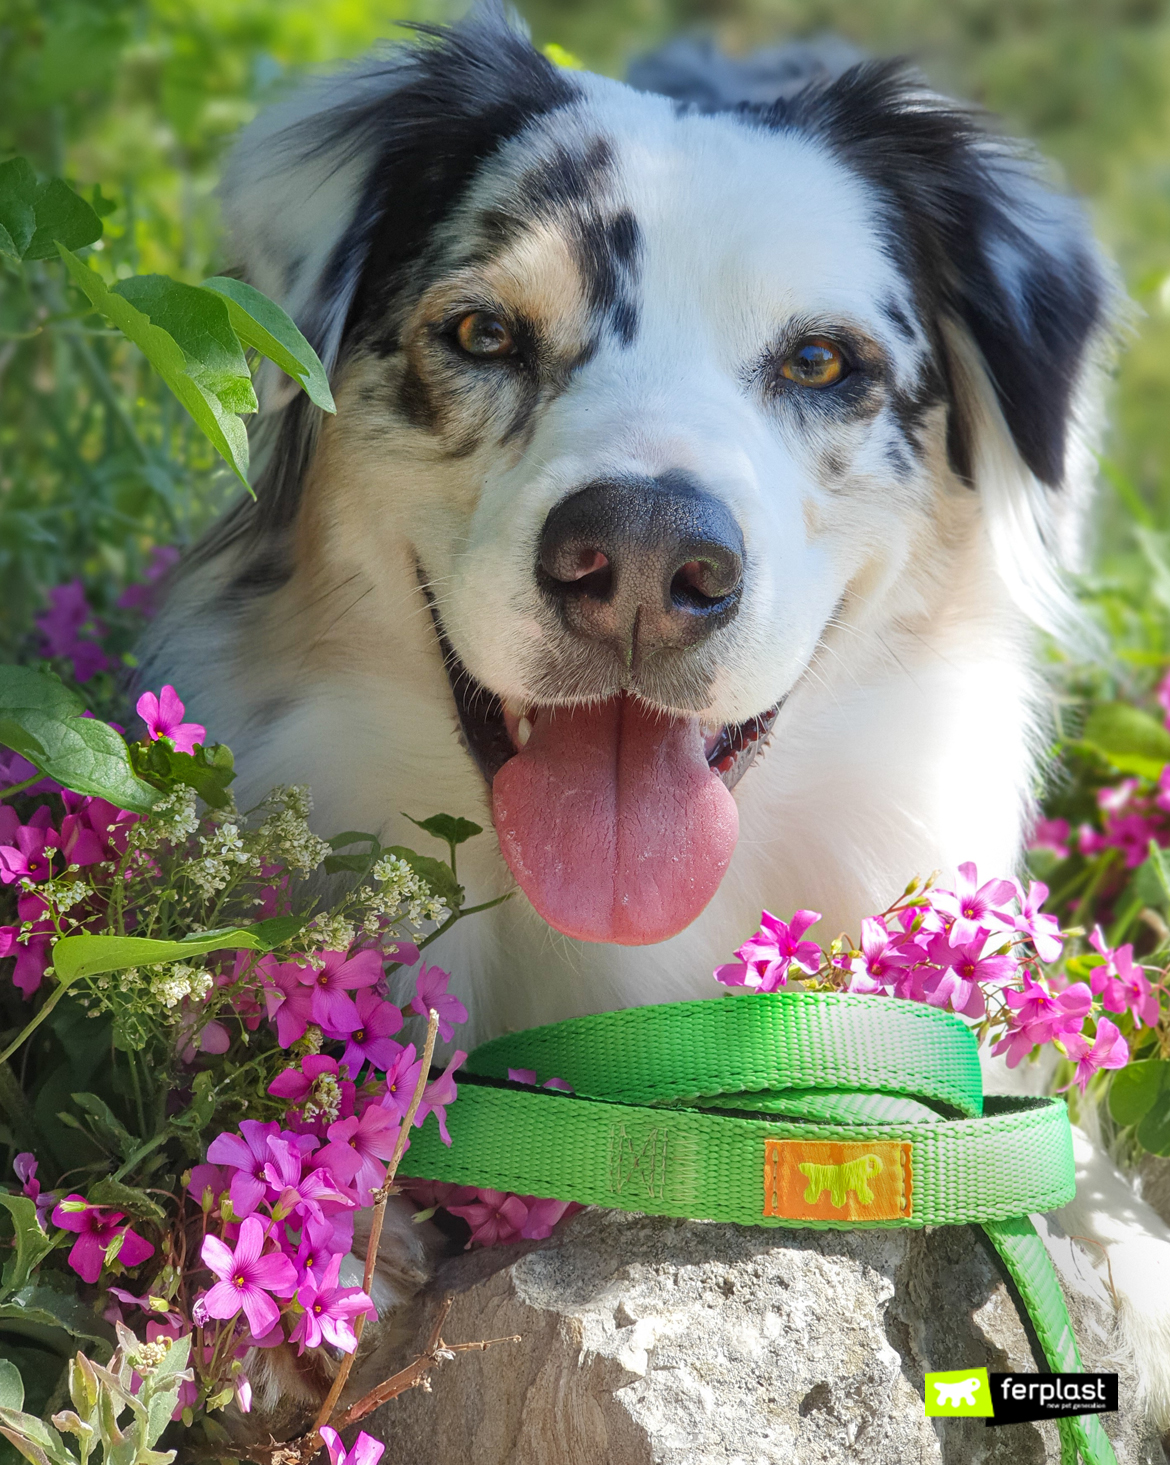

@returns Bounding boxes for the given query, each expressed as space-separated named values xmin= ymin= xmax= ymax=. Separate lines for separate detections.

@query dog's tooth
xmin=517 ymin=715 xmax=533 ymax=747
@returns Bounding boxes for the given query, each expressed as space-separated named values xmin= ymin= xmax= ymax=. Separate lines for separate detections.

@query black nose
xmin=537 ymin=472 xmax=744 ymax=661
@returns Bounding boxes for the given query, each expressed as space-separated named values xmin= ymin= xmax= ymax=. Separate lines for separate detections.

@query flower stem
xmin=309 ymin=1005 xmax=440 ymax=1438
xmin=0 ymin=972 xmax=77 ymax=1066
xmin=0 ymin=773 xmax=44 ymax=802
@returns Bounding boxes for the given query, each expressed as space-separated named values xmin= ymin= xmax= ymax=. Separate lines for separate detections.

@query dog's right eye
xmin=453 ymin=311 xmax=517 ymax=361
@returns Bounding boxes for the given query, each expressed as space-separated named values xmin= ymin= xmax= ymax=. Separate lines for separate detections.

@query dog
xmin=144 ymin=1 xmax=1170 ymax=1429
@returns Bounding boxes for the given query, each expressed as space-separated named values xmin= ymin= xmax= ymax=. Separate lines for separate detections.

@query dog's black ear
xmin=219 ymin=2 xmax=574 ymax=396
xmin=782 ymin=62 xmax=1116 ymax=488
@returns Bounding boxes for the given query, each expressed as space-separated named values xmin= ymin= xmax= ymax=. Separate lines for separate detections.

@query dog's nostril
xmin=570 ymin=549 xmax=609 ymax=581
xmin=671 ymin=558 xmax=729 ymax=608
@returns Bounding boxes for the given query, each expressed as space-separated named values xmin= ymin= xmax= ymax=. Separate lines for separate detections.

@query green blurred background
xmin=2 ymin=0 xmax=1170 ymax=675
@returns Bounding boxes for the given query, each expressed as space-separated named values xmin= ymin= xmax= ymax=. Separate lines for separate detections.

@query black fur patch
xmin=760 ymin=63 xmax=1107 ymax=487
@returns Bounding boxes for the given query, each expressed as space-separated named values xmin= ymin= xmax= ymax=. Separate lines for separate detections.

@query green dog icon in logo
xmin=797 ymin=1153 xmax=883 ymax=1207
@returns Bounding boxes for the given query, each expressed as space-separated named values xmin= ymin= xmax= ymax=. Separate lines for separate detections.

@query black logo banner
xmin=987 ymin=1373 xmax=1118 ymax=1426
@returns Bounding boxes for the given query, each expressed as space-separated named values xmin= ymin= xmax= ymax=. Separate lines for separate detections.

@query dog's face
xmin=200 ymin=12 xmax=1111 ymax=950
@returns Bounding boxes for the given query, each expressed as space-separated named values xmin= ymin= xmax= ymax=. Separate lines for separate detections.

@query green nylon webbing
xmin=398 ymin=992 xmax=1116 ymax=1465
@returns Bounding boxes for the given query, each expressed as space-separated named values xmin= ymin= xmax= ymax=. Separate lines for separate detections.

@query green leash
xmin=398 ymin=990 xmax=1116 ymax=1464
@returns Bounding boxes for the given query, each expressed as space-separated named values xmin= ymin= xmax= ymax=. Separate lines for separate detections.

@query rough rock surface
xmin=362 ymin=1208 xmax=1166 ymax=1465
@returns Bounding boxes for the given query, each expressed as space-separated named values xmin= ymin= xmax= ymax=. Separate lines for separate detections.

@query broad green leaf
xmin=114 ymin=276 xmax=257 ymax=416
xmin=0 ymin=159 xmax=36 ymax=262
xmin=0 ymin=1361 xmax=23 ymax=1412
xmin=0 ymin=1285 xmax=112 ymax=1353
xmin=130 ymin=738 xmax=234 ymax=809
xmin=0 ymin=1195 xmax=56 ymax=1296
xmin=1109 ymin=1058 xmax=1166 ymax=1126
xmin=201 ymin=276 xmax=336 ymax=412
xmin=246 ymin=915 xmax=306 ymax=948
xmin=1138 ymin=1090 xmax=1170 ymax=1156
xmin=323 ymin=853 xmax=376 ymax=875
xmin=383 ymin=846 xmax=462 ymax=908
xmin=327 ymin=831 xmax=380 ymax=850
xmin=1080 ymin=703 xmax=1170 ymax=780
xmin=85 ymin=1181 xmax=164 ymax=1224
xmin=90 ymin=185 xmax=116 ymax=219
xmin=0 ymin=1409 xmax=75 ymax=1465
xmin=52 ymin=925 xmax=281 ymax=982
xmin=403 ymin=813 xmax=484 ymax=848
xmin=69 ymin=1095 xmax=136 ymax=1161
xmin=0 ymin=667 xmax=158 ymax=812
xmin=57 ymin=247 xmax=251 ymax=490
xmin=25 ymin=180 xmax=102 ymax=261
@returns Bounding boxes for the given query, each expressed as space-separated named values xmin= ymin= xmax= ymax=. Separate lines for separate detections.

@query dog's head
xmin=201 ymin=5 xmax=1114 ymax=947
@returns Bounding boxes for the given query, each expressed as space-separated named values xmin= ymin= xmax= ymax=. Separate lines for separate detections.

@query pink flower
xmin=186 ymin=1163 xmax=228 ymax=1212
xmin=715 ymin=909 xmax=822 ymax=991
xmin=1089 ymin=929 xmax=1160 ymax=1027
xmin=994 ymin=976 xmax=1092 ymax=1065
xmin=4 ymin=929 xmax=53 ymax=997
xmin=36 ymin=579 xmax=109 ymax=681
xmin=260 ymin=957 xmax=316 ymax=1048
xmin=340 ymin=990 xmax=404 ymax=1078
xmin=1011 ymin=881 xmax=1064 ymax=963
xmin=296 ymin=948 xmax=382 ymax=1033
xmin=318 ymin=1105 xmax=402 ymax=1202
xmin=1028 ymin=817 xmax=1071 ymax=860
xmin=200 ymin=1215 xmax=298 ymax=1338
xmin=420 ymin=1050 xmax=466 ymax=1146
xmin=921 ymin=929 xmax=1016 ymax=1017
xmin=850 ymin=917 xmax=912 ymax=988
xmin=116 ymin=545 xmax=180 ymax=617
xmin=931 ymin=862 xmax=1015 ymax=945
xmin=292 ymin=1215 xmax=344 ymax=1283
xmin=268 ymin=1054 xmax=340 ymax=1106
xmin=14 ymin=1153 xmax=55 ymax=1230
xmin=1061 ymin=1017 xmax=1130 ymax=1093
xmin=0 ymin=825 xmax=55 ymax=884
xmin=378 ymin=1043 xmax=425 ymax=1123
xmin=410 ymin=964 xmax=468 ymax=1042
xmin=448 ymin=1189 xmax=530 ymax=1248
xmin=206 ymin=1120 xmax=281 ymax=1218
xmin=289 ymin=1251 xmax=376 ymax=1353
xmin=135 ymin=685 xmax=205 ymax=754
xmin=264 ymin=1135 xmax=352 ymax=1223
xmin=319 ymin=1426 xmax=384 ymax=1465
xmin=519 ymin=1196 xmax=581 ymax=1240
xmin=51 ymin=1196 xmax=154 ymax=1285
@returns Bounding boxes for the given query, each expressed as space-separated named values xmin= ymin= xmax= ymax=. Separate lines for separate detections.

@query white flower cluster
xmin=149 ymin=961 xmax=214 ymax=1010
xmin=129 ymin=786 xmax=199 ymax=850
xmin=39 ymin=877 xmax=92 ymax=917
xmin=369 ymin=855 xmax=448 ymax=928
xmin=188 ymin=819 xmax=258 ymax=897
xmin=306 ymin=911 xmax=356 ymax=953
xmin=303 ymin=1068 xmax=342 ymax=1123
xmin=255 ymin=786 xmax=330 ymax=876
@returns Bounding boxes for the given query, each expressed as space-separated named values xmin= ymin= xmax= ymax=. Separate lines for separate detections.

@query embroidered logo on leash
xmin=764 ymin=1139 xmax=912 ymax=1221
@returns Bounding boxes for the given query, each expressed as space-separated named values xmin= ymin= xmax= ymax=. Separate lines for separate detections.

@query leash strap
xmin=398 ymin=991 xmax=1115 ymax=1464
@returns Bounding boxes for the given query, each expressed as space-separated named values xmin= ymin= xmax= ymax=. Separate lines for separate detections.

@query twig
xmin=217 ymin=1296 xmax=520 ymax=1465
xmin=306 ymin=1007 xmax=441 ymax=1440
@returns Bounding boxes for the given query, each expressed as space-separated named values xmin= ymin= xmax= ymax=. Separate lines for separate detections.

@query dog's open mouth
xmin=432 ymin=604 xmax=778 ymax=947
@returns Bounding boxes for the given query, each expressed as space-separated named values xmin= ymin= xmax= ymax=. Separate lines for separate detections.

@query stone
xmin=359 ymin=1207 xmax=1166 ymax=1465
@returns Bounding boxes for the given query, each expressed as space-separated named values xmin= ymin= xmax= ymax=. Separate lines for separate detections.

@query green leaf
xmin=0 ymin=159 xmax=36 ymax=262
xmin=1109 ymin=1058 xmax=1167 ymax=1126
xmin=0 ymin=1285 xmax=112 ymax=1354
xmin=0 ymin=1362 xmax=23 ymax=1412
xmin=201 ymin=276 xmax=336 ymax=412
xmin=245 ymin=915 xmax=306 ymax=948
xmin=1079 ymin=703 xmax=1170 ymax=780
xmin=327 ymin=831 xmax=380 ymax=851
xmin=0 ymin=667 xmax=159 ymax=813
xmin=57 ymin=247 xmax=251 ymax=490
xmin=51 ymin=927 xmax=275 ymax=983
xmin=69 ymin=1095 xmax=135 ymax=1161
xmin=0 ymin=1409 xmax=76 ymax=1465
xmin=1137 ymin=1090 xmax=1170 ymax=1156
xmin=0 ymin=1196 xmax=56 ymax=1297
xmin=383 ymin=846 xmax=462 ymax=908
xmin=24 ymin=179 xmax=102 ymax=261
xmin=85 ymin=1181 xmax=165 ymax=1225
xmin=402 ymin=813 xmax=484 ymax=848
xmin=90 ymin=185 xmax=116 ymax=219
xmin=114 ymin=275 xmax=257 ymax=415
xmin=129 ymin=738 xmax=234 ymax=809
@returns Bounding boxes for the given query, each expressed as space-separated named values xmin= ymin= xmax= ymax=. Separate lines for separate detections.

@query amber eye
xmin=780 ymin=338 xmax=847 ymax=388
xmin=454 ymin=311 xmax=516 ymax=360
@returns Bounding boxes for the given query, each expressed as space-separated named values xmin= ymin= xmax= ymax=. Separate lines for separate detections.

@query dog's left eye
xmin=454 ymin=311 xmax=517 ymax=360
xmin=780 ymin=338 xmax=848 ymax=388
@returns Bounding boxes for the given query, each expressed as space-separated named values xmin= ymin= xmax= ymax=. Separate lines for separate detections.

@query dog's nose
xmin=538 ymin=472 xmax=744 ymax=659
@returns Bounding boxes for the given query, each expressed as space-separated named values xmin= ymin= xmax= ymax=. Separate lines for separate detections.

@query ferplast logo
xmin=924 ymin=1368 xmax=994 ymax=1418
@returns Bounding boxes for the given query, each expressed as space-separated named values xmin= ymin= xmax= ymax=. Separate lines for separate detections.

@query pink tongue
xmin=491 ymin=696 xmax=739 ymax=946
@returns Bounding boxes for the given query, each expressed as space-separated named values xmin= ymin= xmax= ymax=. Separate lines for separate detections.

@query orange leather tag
xmin=764 ymin=1138 xmax=912 ymax=1222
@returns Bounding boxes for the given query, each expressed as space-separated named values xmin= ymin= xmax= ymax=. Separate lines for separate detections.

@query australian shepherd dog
xmin=144 ymin=2 xmax=1170 ymax=1426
